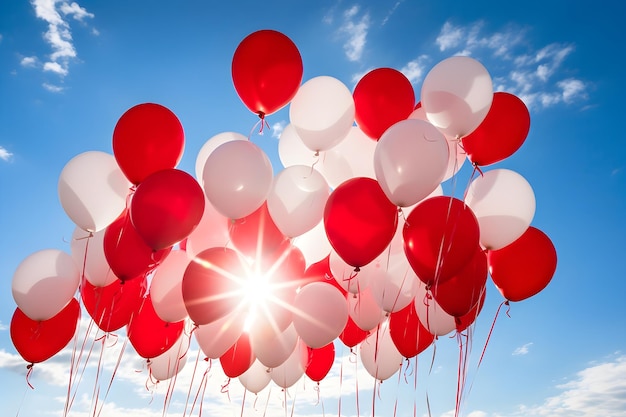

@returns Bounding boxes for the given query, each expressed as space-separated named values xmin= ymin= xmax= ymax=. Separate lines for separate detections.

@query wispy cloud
xmin=338 ymin=5 xmax=370 ymax=62
xmin=28 ymin=0 xmax=95 ymax=92
xmin=20 ymin=56 xmax=39 ymax=67
xmin=0 ymin=146 xmax=13 ymax=162
xmin=381 ymin=1 xmax=404 ymax=26
xmin=429 ymin=20 xmax=589 ymax=111
xmin=400 ymin=54 xmax=430 ymax=85
xmin=513 ymin=342 xmax=533 ymax=356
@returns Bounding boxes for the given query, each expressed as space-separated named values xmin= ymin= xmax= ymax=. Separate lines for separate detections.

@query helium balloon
xmin=112 ymin=103 xmax=184 ymax=185
xmin=232 ymin=30 xmax=303 ymax=117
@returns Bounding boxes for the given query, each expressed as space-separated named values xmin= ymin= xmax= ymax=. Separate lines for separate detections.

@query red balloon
xmin=324 ymin=177 xmax=398 ymax=269
xmin=306 ymin=343 xmax=335 ymax=382
xmin=461 ymin=92 xmax=530 ymax=166
xmin=229 ymin=201 xmax=288 ymax=260
xmin=127 ymin=294 xmax=185 ymax=359
xmin=220 ymin=332 xmax=255 ymax=378
xmin=403 ymin=196 xmax=480 ymax=285
xmin=231 ymin=30 xmax=303 ymax=117
xmin=11 ymin=298 xmax=80 ymax=364
xmin=431 ymin=248 xmax=488 ymax=317
xmin=112 ymin=103 xmax=184 ymax=185
xmin=353 ymin=68 xmax=415 ymax=140
xmin=488 ymin=226 xmax=557 ymax=302
xmin=80 ymin=276 xmax=146 ymax=332
xmin=339 ymin=316 xmax=369 ymax=348
xmin=182 ymin=247 xmax=247 ymax=326
xmin=104 ymin=209 xmax=171 ymax=282
xmin=130 ymin=169 xmax=205 ymax=250
xmin=455 ymin=289 xmax=486 ymax=332
xmin=303 ymin=255 xmax=348 ymax=296
xmin=388 ymin=301 xmax=434 ymax=358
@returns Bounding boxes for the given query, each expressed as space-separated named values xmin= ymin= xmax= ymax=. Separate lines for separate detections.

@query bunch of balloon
xmin=8 ymin=28 xmax=558 ymax=416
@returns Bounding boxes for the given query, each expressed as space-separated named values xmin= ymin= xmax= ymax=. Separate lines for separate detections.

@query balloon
xmin=58 ymin=151 xmax=130 ymax=232
xmin=103 ymin=209 xmax=171 ymax=282
xmin=194 ymin=132 xmax=247 ymax=181
xmin=127 ymin=295 xmax=185 ymax=359
xmin=250 ymin=323 xmax=298 ymax=369
xmin=202 ymin=140 xmax=273 ymax=220
xmin=11 ymin=298 xmax=80 ymax=364
xmin=112 ymin=103 xmax=184 ymax=185
xmin=461 ymin=92 xmax=530 ymax=166
xmin=270 ymin=339 xmax=308 ymax=388
xmin=292 ymin=220 xmax=333 ymax=267
xmin=183 ymin=197 xmax=231 ymax=258
xmin=414 ymin=283 xmax=457 ymax=336
xmin=324 ymin=177 xmax=398 ymax=269
xmin=150 ymin=250 xmax=190 ymax=323
xmin=431 ymin=248 xmax=488 ymax=317
xmin=409 ymin=103 xmax=467 ymax=182
xmin=229 ymin=201 xmax=287 ymax=260
xmin=421 ymin=56 xmax=493 ymax=138
xmin=289 ymin=75 xmax=355 ymax=152
xmin=306 ymin=343 xmax=335 ymax=382
xmin=239 ymin=360 xmax=271 ymax=394
xmin=388 ymin=302 xmax=435 ymax=358
xmin=266 ymin=165 xmax=330 ymax=238
xmin=366 ymin=253 xmax=419 ymax=313
xmin=353 ymin=67 xmax=415 ymax=140
xmin=194 ymin=309 xmax=246 ymax=359
xmin=182 ymin=247 xmax=247 ymax=326
xmin=12 ymin=249 xmax=80 ymax=321
xmin=374 ymin=118 xmax=449 ymax=207
xmin=81 ymin=276 xmax=146 ymax=332
xmin=130 ymin=169 xmax=205 ymax=250
xmin=339 ymin=316 xmax=370 ymax=348
xmin=359 ymin=321 xmax=404 ymax=381
xmin=488 ymin=226 xmax=557 ymax=302
xmin=292 ymin=282 xmax=349 ymax=348
xmin=71 ymin=228 xmax=117 ymax=287
xmin=149 ymin=328 xmax=190 ymax=381
xmin=232 ymin=29 xmax=303 ymax=117
xmin=456 ymin=290 xmax=486 ymax=333
xmin=220 ymin=332 xmax=255 ymax=378
xmin=464 ymin=168 xmax=536 ymax=250
xmin=328 ymin=249 xmax=371 ymax=294
xmin=347 ymin=286 xmax=384 ymax=332
xmin=403 ymin=196 xmax=480 ymax=284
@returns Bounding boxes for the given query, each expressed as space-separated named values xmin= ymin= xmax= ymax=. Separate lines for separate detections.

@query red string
xmin=477 ymin=300 xmax=510 ymax=369
xmin=25 ymin=364 xmax=34 ymax=390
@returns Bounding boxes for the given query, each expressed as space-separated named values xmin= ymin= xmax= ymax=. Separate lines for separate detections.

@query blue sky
xmin=1 ymin=1 xmax=625 ymax=416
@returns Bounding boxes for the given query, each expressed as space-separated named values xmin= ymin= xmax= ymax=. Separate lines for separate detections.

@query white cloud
xmin=518 ymin=355 xmax=626 ymax=417
xmin=512 ymin=342 xmax=533 ymax=356
xmin=43 ymin=82 xmax=64 ymax=92
xmin=29 ymin=0 xmax=94 ymax=85
xmin=271 ymin=121 xmax=286 ymax=139
xmin=381 ymin=0 xmax=404 ymax=26
xmin=436 ymin=21 xmax=465 ymax=51
xmin=0 ymin=146 xmax=13 ymax=162
xmin=20 ymin=56 xmax=38 ymax=67
xmin=400 ymin=55 xmax=430 ymax=85
xmin=338 ymin=6 xmax=370 ymax=62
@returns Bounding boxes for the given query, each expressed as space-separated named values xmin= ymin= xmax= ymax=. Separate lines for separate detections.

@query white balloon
xmin=239 ymin=359 xmax=271 ymax=394
xmin=359 ymin=320 xmax=403 ymax=381
xmin=149 ymin=329 xmax=190 ymax=381
xmin=329 ymin=250 xmax=370 ymax=294
xmin=421 ymin=56 xmax=493 ymax=138
xmin=347 ymin=286 xmax=385 ymax=332
xmin=194 ymin=310 xmax=245 ymax=359
xmin=183 ymin=197 xmax=231 ymax=258
xmin=414 ymin=282 xmax=456 ymax=336
xmin=150 ymin=250 xmax=190 ymax=323
xmin=409 ymin=107 xmax=467 ymax=181
xmin=291 ymin=220 xmax=332 ymax=267
xmin=367 ymin=254 xmax=419 ymax=313
xmin=374 ymin=119 xmax=449 ymax=207
xmin=464 ymin=168 xmax=536 ymax=250
xmin=202 ymin=140 xmax=273 ymax=220
xmin=195 ymin=131 xmax=247 ymax=181
xmin=289 ymin=76 xmax=355 ymax=152
xmin=58 ymin=151 xmax=130 ymax=232
xmin=292 ymin=282 xmax=348 ymax=348
xmin=266 ymin=165 xmax=330 ymax=238
xmin=270 ymin=339 xmax=308 ymax=389
xmin=12 ymin=249 xmax=81 ymax=321
xmin=250 ymin=323 xmax=298 ymax=369
xmin=71 ymin=227 xmax=117 ymax=287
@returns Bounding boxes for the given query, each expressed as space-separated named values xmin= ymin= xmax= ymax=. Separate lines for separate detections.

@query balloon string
xmin=413 ymin=356 xmax=419 ymax=417
xmin=189 ymin=358 xmax=210 ymax=417
xmin=25 ymin=364 xmax=34 ymax=390
xmin=182 ymin=348 xmax=202 ymax=417
xmin=240 ymin=388 xmax=247 ymax=417
xmin=338 ymin=354 xmax=343 ymax=417
xmin=463 ymin=163 xmax=484 ymax=201
xmin=221 ymin=378 xmax=232 ymax=403
xmin=96 ymin=335 xmax=128 ymax=417
xmin=476 ymin=300 xmax=509 ymax=370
